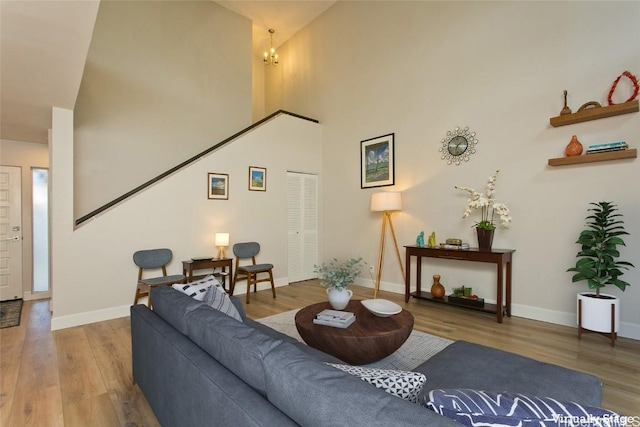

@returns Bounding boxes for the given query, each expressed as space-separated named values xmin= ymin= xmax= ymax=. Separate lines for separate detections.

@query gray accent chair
xmin=231 ymin=242 xmax=275 ymax=304
xmin=133 ymin=248 xmax=186 ymax=307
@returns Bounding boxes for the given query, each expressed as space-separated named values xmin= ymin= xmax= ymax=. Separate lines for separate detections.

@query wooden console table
xmin=182 ymin=258 xmax=233 ymax=290
xmin=404 ymin=246 xmax=515 ymax=323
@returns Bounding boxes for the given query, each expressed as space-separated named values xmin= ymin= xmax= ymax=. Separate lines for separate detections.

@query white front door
xmin=0 ymin=166 xmax=23 ymax=300
xmin=287 ymin=172 xmax=318 ymax=283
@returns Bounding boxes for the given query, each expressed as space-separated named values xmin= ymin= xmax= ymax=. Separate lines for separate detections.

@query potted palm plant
xmin=314 ymin=258 xmax=364 ymax=310
xmin=567 ymin=201 xmax=634 ymax=345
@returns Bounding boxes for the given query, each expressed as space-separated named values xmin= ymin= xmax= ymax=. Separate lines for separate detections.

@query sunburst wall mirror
xmin=439 ymin=126 xmax=478 ymax=165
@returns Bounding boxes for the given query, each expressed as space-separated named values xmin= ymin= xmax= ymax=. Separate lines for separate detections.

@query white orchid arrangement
xmin=455 ymin=170 xmax=512 ymax=230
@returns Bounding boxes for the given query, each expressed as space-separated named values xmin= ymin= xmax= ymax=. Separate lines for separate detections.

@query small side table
xmin=182 ymin=258 xmax=233 ymax=290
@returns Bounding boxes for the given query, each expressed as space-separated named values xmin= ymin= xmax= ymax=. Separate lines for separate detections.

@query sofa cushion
xmin=150 ymin=286 xmax=204 ymax=335
xmin=203 ymin=281 xmax=242 ymax=322
xmin=415 ymin=341 xmax=602 ymax=407
xmin=327 ymin=363 xmax=426 ymax=403
xmin=425 ymin=389 xmax=619 ymax=427
xmin=172 ymin=275 xmax=220 ymax=300
xmin=262 ymin=341 xmax=460 ymax=427
xmin=186 ymin=305 xmax=283 ymax=396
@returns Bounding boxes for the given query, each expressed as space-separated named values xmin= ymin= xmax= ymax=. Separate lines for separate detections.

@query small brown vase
xmin=565 ymin=135 xmax=583 ymax=157
xmin=476 ymin=228 xmax=494 ymax=251
xmin=431 ymin=275 xmax=445 ymax=299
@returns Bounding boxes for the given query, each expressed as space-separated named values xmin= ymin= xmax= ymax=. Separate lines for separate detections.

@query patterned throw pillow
xmin=426 ymin=389 xmax=620 ymax=427
xmin=172 ymin=275 xmax=219 ymax=301
xmin=326 ymin=363 xmax=426 ymax=403
xmin=203 ymin=281 xmax=243 ymax=322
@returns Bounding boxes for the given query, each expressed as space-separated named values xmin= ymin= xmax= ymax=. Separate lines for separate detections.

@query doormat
xmin=0 ymin=299 xmax=23 ymax=329
xmin=256 ymin=308 xmax=453 ymax=371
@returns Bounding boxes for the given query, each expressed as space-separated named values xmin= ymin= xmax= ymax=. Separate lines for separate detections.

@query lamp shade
xmin=214 ymin=233 xmax=229 ymax=247
xmin=370 ymin=192 xmax=402 ymax=212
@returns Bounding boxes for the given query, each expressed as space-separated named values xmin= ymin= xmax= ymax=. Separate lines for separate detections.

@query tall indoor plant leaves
xmin=567 ymin=202 xmax=634 ymax=296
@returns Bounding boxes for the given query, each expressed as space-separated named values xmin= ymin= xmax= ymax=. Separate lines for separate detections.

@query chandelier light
xmin=263 ymin=29 xmax=279 ymax=66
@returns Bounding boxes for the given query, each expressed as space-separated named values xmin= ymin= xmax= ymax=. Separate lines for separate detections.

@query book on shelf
xmin=586 ymin=146 xmax=628 ymax=155
xmin=315 ymin=309 xmax=355 ymax=322
xmin=313 ymin=315 xmax=356 ymax=328
xmin=587 ymin=141 xmax=627 ymax=150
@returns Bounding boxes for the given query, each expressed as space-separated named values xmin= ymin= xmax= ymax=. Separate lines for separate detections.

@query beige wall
xmin=0 ymin=139 xmax=50 ymax=298
xmin=266 ymin=1 xmax=640 ymax=338
xmin=51 ymin=110 xmax=321 ymax=330
xmin=74 ymin=0 xmax=253 ymax=219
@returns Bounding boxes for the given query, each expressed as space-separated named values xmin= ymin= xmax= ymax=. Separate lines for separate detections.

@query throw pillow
xmin=203 ymin=281 xmax=243 ymax=322
xmin=426 ymin=389 xmax=620 ymax=427
xmin=172 ymin=275 xmax=219 ymax=301
xmin=326 ymin=363 xmax=426 ymax=403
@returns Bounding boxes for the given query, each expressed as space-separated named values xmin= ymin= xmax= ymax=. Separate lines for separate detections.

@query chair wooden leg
xmin=246 ymin=274 xmax=252 ymax=304
xmin=269 ymin=270 xmax=276 ymax=299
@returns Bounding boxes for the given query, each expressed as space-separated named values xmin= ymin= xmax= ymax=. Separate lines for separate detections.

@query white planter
xmin=326 ymin=288 xmax=353 ymax=310
xmin=577 ymin=291 xmax=620 ymax=333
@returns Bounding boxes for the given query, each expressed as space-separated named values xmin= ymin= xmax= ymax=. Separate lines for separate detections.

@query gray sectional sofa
xmin=131 ymin=287 xmax=603 ymax=427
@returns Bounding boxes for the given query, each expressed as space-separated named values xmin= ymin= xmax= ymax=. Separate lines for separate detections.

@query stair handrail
xmin=74 ymin=110 xmax=319 ymax=227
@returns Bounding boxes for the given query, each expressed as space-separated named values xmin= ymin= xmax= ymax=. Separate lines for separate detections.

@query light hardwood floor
xmin=1 ymin=281 xmax=639 ymax=426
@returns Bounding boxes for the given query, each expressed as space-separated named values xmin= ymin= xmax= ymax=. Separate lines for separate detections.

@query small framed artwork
xmin=361 ymin=133 xmax=395 ymax=189
xmin=248 ymin=166 xmax=267 ymax=191
xmin=207 ymin=173 xmax=229 ymax=200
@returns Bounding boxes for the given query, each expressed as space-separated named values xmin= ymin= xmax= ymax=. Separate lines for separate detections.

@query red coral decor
xmin=607 ymin=71 xmax=639 ymax=105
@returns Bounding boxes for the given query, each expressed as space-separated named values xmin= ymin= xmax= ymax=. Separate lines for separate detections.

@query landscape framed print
xmin=361 ymin=133 xmax=395 ymax=188
xmin=207 ymin=173 xmax=229 ymax=200
xmin=248 ymin=166 xmax=266 ymax=191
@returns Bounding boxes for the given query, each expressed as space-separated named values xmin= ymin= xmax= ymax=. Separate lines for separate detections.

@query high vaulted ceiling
xmin=0 ymin=0 xmax=335 ymax=145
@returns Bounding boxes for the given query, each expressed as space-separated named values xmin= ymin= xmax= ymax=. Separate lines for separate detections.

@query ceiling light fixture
xmin=263 ymin=29 xmax=279 ymax=66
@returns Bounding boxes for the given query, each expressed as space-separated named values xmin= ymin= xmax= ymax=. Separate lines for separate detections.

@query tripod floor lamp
xmin=370 ymin=192 xmax=405 ymax=299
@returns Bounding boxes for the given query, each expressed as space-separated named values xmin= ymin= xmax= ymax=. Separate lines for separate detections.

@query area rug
xmin=256 ymin=309 xmax=453 ymax=371
xmin=0 ymin=299 xmax=23 ymax=329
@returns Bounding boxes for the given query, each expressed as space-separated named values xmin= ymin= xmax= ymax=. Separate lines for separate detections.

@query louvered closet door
xmin=287 ymin=172 xmax=318 ymax=283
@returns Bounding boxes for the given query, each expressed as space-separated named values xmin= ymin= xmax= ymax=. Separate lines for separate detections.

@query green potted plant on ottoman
xmin=314 ymin=258 xmax=364 ymax=310
xmin=567 ymin=201 xmax=634 ymax=346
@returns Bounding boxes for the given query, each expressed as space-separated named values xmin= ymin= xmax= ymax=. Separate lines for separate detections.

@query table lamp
xmin=215 ymin=233 xmax=229 ymax=259
xmin=371 ymin=192 xmax=406 ymax=298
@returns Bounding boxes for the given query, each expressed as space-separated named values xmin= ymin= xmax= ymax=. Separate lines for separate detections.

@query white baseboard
xmin=50 ymin=279 xmax=290 ymax=331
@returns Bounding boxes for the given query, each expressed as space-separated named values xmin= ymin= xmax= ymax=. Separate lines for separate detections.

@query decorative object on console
xmin=567 ymin=201 xmax=634 ymax=346
xmin=428 ymin=231 xmax=437 ymax=248
xmin=439 ymin=126 xmax=478 ymax=165
xmin=455 ymin=170 xmax=511 ymax=251
xmin=416 ymin=231 xmax=425 ymax=247
xmin=370 ymin=192 xmax=406 ymax=298
xmin=607 ymin=70 xmax=639 ymax=105
xmin=207 ymin=173 xmax=229 ymax=200
xmin=430 ymin=275 xmax=445 ymax=299
xmin=565 ymin=135 xmax=583 ymax=157
xmin=248 ymin=166 xmax=266 ymax=191
xmin=361 ymin=133 xmax=395 ymax=188
xmin=314 ymin=258 xmax=364 ymax=310
xmin=214 ymin=233 xmax=229 ymax=259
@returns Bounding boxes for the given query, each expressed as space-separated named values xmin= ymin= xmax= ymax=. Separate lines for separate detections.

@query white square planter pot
xmin=577 ymin=291 xmax=620 ymax=346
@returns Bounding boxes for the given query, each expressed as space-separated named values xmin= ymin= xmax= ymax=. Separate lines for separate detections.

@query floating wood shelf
xmin=548 ymin=149 xmax=637 ymax=166
xmin=549 ymin=100 xmax=638 ymax=127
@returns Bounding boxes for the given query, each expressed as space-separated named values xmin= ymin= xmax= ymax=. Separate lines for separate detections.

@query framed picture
xmin=361 ymin=133 xmax=395 ymax=189
xmin=248 ymin=166 xmax=267 ymax=191
xmin=207 ymin=173 xmax=229 ymax=200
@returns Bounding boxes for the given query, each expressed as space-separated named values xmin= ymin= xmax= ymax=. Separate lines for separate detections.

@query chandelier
xmin=263 ymin=29 xmax=279 ymax=66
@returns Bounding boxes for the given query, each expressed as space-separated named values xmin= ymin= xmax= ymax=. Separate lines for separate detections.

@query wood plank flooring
xmin=1 ymin=280 xmax=638 ymax=426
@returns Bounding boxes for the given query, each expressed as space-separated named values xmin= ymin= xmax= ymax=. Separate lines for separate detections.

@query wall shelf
xmin=549 ymin=100 xmax=638 ymax=127
xmin=548 ymin=149 xmax=637 ymax=166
